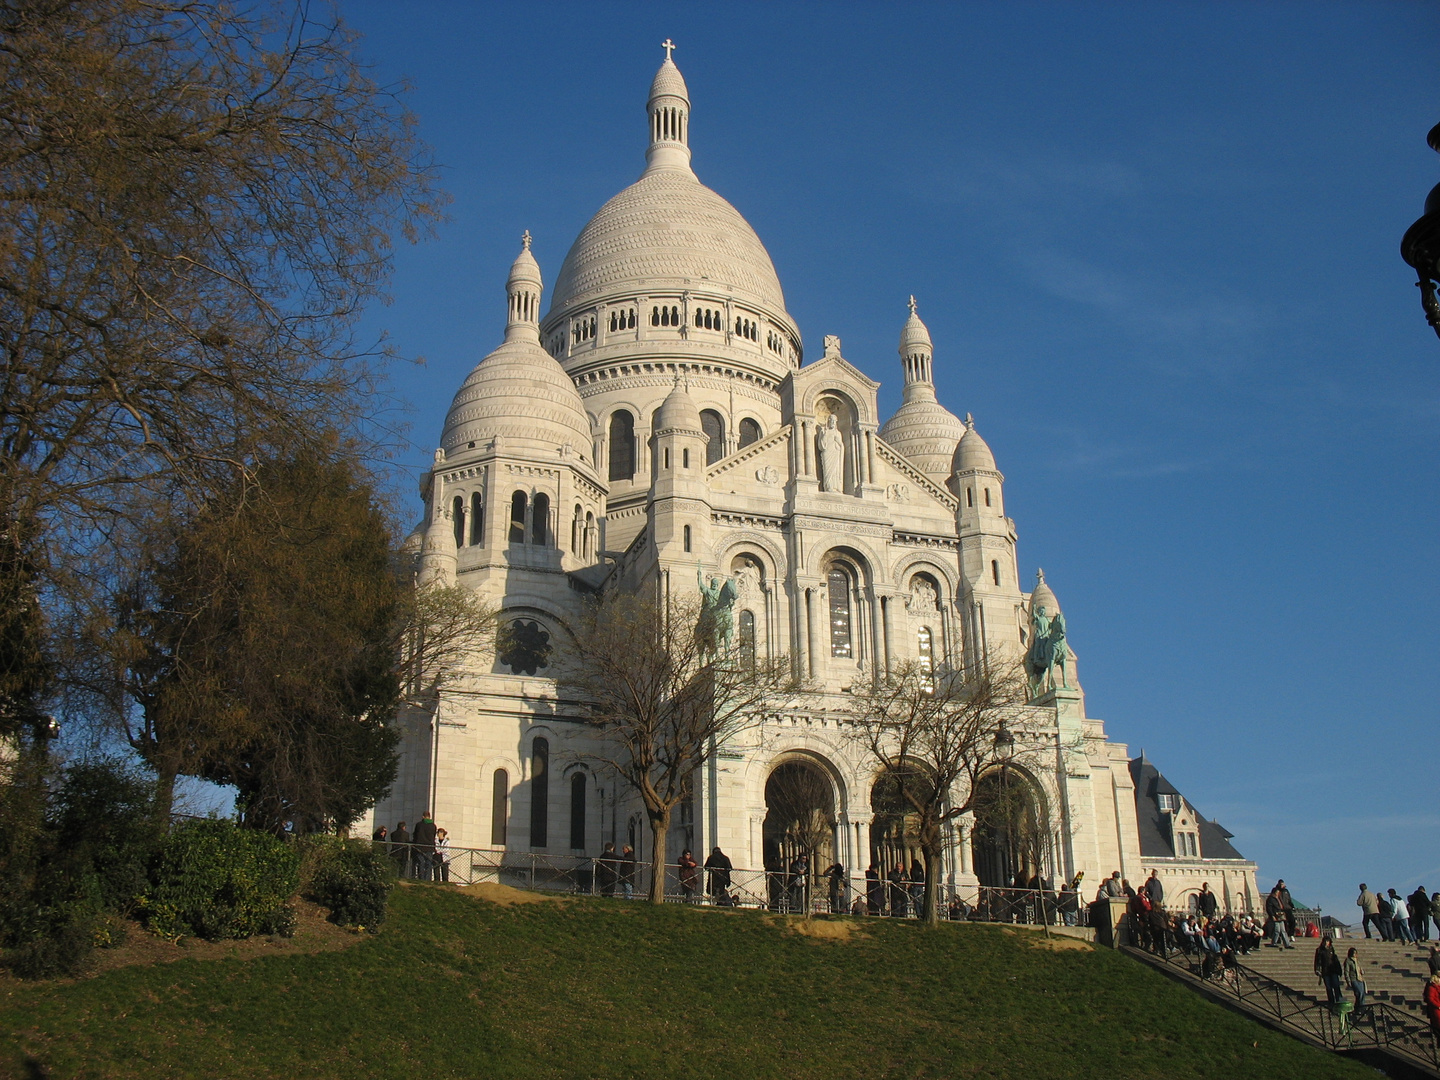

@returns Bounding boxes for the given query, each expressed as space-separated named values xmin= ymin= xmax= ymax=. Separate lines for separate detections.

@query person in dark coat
xmin=390 ymin=821 xmax=411 ymax=878
xmin=412 ymin=812 xmax=439 ymax=881
xmin=787 ymin=853 xmax=809 ymax=914
xmin=909 ymin=859 xmax=926 ymax=916
xmin=1197 ymin=882 xmax=1219 ymax=919
xmin=596 ymin=842 xmax=618 ymax=897
xmin=888 ymin=864 xmax=908 ymax=918
xmin=704 ymin=846 xmax=732 ymax=905
xmin=1277 ymin=880 xmax=1296 ymax=938
xmin=824 ymin=862 xmax=846 ymax=914
xmin=1144 ymin=870 xmax=1164 ymax=909
xmin=865 ymin=864 xmax=882 ymax=915
xmin=677 ymin=849 xmax=699 ymax=901
xmin=372 ymin=825 xmax=388 ymax=853
xmin=1314 ymin=938 xmax=1344 ymax=1004
xmin=1409 ymin=885 xmax=1430 ymax=942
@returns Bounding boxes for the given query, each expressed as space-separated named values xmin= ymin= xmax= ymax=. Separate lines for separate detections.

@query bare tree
xmin=0 ymin=0 xmax=446 ymax=682
xmin=845 ymin=657 xmax=1031 ymax=924
xmin=764 ymin=762 xmax=835 ymax=865
xmin=396 ymin=582 xmax=496 ymax=710
xmin=562 ymin=589 xmax=805 ymax=903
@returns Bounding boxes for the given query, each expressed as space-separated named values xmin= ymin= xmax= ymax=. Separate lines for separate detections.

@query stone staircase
xmin=1242 ymin=938 xmax=1436 ymax=1016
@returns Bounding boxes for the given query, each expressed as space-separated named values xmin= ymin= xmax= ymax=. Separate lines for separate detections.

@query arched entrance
xmin=763 ymin=758 xmax=837 ymax=912
xmin=970 ymin=766 xmax=1050 ymax=889
xmin=868 ymin=771 xmax=933 ymax=875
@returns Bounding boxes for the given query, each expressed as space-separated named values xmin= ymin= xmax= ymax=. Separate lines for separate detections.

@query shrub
xmin=302 ymin=838 xmax=394 ymax=929
xmin=49 ymin=758 xmax=159 ymax=916
xmin=143 ymin=820 xmax=300 ymax=940
xmin=6 ymin=903 xmax=97 ymax=980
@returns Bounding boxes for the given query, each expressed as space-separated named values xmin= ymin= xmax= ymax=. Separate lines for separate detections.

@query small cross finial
xmin=662 ymin=38 xmax=676 ymax=61
xmin=908 ymin=295 xmax=917 ymax=316
xmin=1037 ymin=568 xmax=1046 ymax=585
xmin=964 ymin=412 xmax=974 ymax=428
xmin=521 ymin=229 xmax=532 ymax=250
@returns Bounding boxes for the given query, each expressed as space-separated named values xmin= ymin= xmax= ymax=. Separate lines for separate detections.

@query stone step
xmin=1240 ymin=940 xmax=1435 ymax=1016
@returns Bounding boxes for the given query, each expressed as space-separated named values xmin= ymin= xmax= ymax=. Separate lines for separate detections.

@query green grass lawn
xmin=1 ymin=884 xmax=1372 ymax=1079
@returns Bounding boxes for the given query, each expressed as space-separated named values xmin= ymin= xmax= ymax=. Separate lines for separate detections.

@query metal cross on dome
xmin=662 ymin=38 xmax=676 ymax=60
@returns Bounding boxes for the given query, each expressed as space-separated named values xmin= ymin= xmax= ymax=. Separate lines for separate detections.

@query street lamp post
xmin=1400 ymin=121 xmax=1440 ymax=340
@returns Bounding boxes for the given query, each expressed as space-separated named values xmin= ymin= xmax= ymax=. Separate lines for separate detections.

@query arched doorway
xmin=970 ymin=766 xmax=1050 ymax=889
xmin=868 ymin=771 xmax=934 ymax=875
xmin=763 ymin=759 xmax=837 ymax=912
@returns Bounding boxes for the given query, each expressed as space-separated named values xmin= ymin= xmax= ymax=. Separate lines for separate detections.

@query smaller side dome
xmin=654 ymin=377 xmax=703 ymax=434
xmin=1029 ymin=569 xmax=1060 ymax=616
xmin=952 ymin=414 xmax=997 ymax=474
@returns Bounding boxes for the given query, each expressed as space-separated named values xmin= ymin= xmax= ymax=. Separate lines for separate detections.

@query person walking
xmin=677 ymin=849 xmax=699 ymax=902
xmin=704 ymin=846 xmax=732 ymax=906
xmin=1277 ymin=880 xmax=1296 ymax=938
xmin=1389 ymin=890 xmax=1416 ymax=944
xmin=1315 ymin=937 xmax=1343 ymax=1005
xmin=1343 ymin=946 xmax=1366 ymax=1012
xmin=412 ymin=812 xmax=439 ymax=881
xmin=434 ymin=828 xmax=452 ymax=883
xmin=619 ymin=845 xmax=637 ymax=899
xmin=391 ymin=821 xmax=411 ymax=878
xmin=1357 ymin=884 xmax=1385 ymax=940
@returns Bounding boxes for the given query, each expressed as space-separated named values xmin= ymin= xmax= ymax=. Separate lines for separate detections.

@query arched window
xmin=738 ymin=418 xmax=761 ymax=448
xmin=571 ymin=504 xmax=583 ymax=554
xmin=984 ymin=488 xmax=992 ymax=507
xmin=828 ymin=566 xmax=853 ymax=658
xmin=991 ymin=560 xmax=1001 ymax=586
xmin=532 ymin=492 xmax=550 ymax=547
xmin=967 ymin=488 xmax=974 ymax=508
xmin=530 ymin=737 xmax=549 ymax=849
xmin=509 ymin=491 xmax=527 ymax=544
xmin=683 ymin=524 xmax=692 ymax=552
xmin=651 ymin=306 xmax=660 ymax=326
xmin=470 ymin=492 xmax=484 ymax=546
xmin=569 ymin=772 xmax=586 ymax=850
xmin=917 ymin=626 xmax=934 ymax=691
xmin=682 ymin=448 xmax=690 ymax=469
xmin=452 ymin=495 xmax=465 ymax=549
xmin=584 ymin=511 xmax=594 ymax=559
xmin=608 ymin=411 xmax=635 ymax=482
xmin=491 ymin=769 xmax=508 ymax=846
xmin=700 ymin=409 xmax=725 ymax=465
xmin=738 ymin=609 xmax=756 ymax=665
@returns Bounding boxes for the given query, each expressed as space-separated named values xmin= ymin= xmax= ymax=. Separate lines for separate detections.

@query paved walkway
xmin=1242 ymin=938 xmax=1436 ymax=1016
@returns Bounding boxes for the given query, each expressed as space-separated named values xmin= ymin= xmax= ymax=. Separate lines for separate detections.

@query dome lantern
xmin=878 ymin=296 xmax=965 ymax=483
xmin=505 ymin=230 xmax=542 ymax=344
xmin=898 ymin=295 xmax=937 ymax=405
xmin=646 ymin=40 xmax=692 ymax=175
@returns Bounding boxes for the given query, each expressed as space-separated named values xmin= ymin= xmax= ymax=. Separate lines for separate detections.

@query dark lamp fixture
xmin=1400 ymin=121 xmax=1440 ymax=340
xmin=993 ymin=724 xmax=1015 ymax=754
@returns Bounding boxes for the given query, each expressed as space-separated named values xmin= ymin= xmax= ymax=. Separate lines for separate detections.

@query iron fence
xmin=375 ymin=842 xmax=1093 ymax=928
xmin=1134 ymin=939 xmax=1439 ymax=1072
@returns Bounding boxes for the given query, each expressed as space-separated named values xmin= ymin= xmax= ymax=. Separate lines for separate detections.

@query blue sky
xmin=317 ymin=2 xmax=1439 ymax=919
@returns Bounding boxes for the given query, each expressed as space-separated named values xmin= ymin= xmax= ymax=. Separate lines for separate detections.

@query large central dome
xmin=547 ymin=168 xmax=788 ymax=318
xmin=544 ymin=54 xmax=792 ymax=330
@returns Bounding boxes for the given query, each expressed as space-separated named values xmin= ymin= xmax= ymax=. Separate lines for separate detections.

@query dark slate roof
xmin=1128 ymin=755 xmax=1246 ymax=861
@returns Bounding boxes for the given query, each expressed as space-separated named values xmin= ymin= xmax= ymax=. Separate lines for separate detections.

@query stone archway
xmin=763 ymin=758 xmax=837 ymax=912
xmin=868 ymin=771 xmax=933 ymax=877
xmin=970 ymin=766 xmax=1050 ymax=889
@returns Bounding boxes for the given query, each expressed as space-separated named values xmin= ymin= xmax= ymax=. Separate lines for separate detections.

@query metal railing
xmin=375 ymin=842 xmax=1092 ymax=928
xmin=1130 ymin=939 xmax=1440 ymax=1072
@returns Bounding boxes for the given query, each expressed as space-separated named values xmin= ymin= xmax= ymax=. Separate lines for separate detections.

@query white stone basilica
xmin=371 ymin=49 xmax=1257 ymax=911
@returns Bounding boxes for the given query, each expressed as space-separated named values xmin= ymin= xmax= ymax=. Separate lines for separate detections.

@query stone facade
xmin=368 ymin=51 xmax=1250 ymax=901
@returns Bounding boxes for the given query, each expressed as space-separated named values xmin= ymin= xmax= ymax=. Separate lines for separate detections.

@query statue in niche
xmin=696 ymin=564 xmax=740 ymax=654
xmin=816 ymin=414 xmax=845 ymax=493
xmin=909 ymin=577 xmax=937 ymax=613
xmin=732 ymin=560 xmax=761 ymax=602
xmin=1025 ymin=603 xmax=1070 ymax=696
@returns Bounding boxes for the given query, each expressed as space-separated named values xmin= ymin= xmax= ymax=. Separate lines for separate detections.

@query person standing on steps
xmin=1427 ymin=945 xmax=1440 ymax=978
xmin=1266 ymin=886 xmax=1294 ymax=948
xmin=1424 ymin=973 xmax=1440 ymax=1050
xmin=1197 ymin=882 xmax=1218 ymax=920
xmin=1409 ymin=885 xmax=1431 ymax=942
xmin=1390 ymin=889 xmax=1417 ymax=944
xmin=1315 ymin=937 xmax=1343 ymax=1005
xmin=1144 ymin=869 xmax=1164 ymax=910
xmin=1277 ymin=880 xmax=1296 ymax=939
xmin=1358 ymin=883 xmax=1385 ymax=940
xmin=1343 ymin=946 xmax=1366 ymax=1013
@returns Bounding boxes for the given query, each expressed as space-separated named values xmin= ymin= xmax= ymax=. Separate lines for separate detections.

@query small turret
xmin=418 ymin=448 xmax=457 ymax=586
xmin=898 ymin=295 xmax=937 ymax=405
xmin=878 ymin=297 xmax=965 ymax=483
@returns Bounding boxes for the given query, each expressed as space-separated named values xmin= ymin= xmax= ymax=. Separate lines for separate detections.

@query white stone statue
xmin=816 ymin=414 xmax=845 ymax=493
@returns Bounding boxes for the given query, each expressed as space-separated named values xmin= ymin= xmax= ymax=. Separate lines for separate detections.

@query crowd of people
xmin=1355 ymin=883 xmax=1439 ymax=943
xmin=372 ymin=814 xmax=453 ymax=882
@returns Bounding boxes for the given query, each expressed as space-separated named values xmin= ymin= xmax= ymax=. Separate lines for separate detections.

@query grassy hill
xmin=2 ymin=883 xmax=1371 ymax=1080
